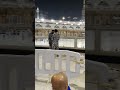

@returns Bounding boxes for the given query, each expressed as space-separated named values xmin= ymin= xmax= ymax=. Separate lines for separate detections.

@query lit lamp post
xmin=62 ymin=17 xmax=65 ymax=21
xmin=40 ymin=18 xmax=45 ymax=22
xmin=51 ymin=19 xmax=55 ymax=22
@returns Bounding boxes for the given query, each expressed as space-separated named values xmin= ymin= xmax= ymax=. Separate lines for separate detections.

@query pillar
xmin=0 ymin=65 xmax=3 ymax=90
xmin=9 ymin=67 xmax=18 ymax=90
xmin=2 ymin=64 xmax=9 ymax=90
xmin=74 ymin=38 xmax=77 ymax=48
xmin=95 ymin=29 xmax=101 ymax=52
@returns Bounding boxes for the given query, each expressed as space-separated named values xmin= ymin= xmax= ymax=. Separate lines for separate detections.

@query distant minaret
xmin=81 ymin=0 xmax=85 ymax=20
xmin=36 ymin=7 xmax=40 ymax=19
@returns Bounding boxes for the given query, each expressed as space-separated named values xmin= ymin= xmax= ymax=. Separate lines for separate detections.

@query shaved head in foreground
xmin=51 ymin=72 xmax=68 ymax=90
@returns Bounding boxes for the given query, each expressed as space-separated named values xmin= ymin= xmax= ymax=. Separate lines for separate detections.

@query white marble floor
xmin=35 ymin=51 xmax=85 ymax=90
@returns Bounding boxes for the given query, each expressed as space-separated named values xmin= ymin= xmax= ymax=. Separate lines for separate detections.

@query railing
xmin=35 ymin=38 xmax=85 ymax=49
xmin=35 ymin=49 xmax=85 ymax=80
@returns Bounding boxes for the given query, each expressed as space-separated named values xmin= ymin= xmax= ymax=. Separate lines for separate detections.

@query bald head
xmin=51 ymin=72 xmax=68 ymax=90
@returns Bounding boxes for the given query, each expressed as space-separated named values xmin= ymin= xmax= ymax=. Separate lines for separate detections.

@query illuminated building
xmin=35 ymin=7 xmax=85 ymax=49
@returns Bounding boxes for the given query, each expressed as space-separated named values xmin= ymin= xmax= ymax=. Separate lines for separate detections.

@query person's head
xmin=51 ymin=72 xmax=68 ymax=90
xmin=51 ymin=30 xmax=54 ymax=34
xmin=54 ymin=29 xmax=58 ymax=33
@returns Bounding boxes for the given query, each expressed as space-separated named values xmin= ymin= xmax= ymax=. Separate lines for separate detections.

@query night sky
xmin=35 ymin=0 xmax=83 ymax=20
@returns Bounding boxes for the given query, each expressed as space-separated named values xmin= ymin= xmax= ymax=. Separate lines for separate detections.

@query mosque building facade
xmin=86 ymin=0 xmax=120 ymax=56
xmin=0 ymin=0 xmax=35 ymax=50
xmin=35 ymin=7 xmax=85 ymax=49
